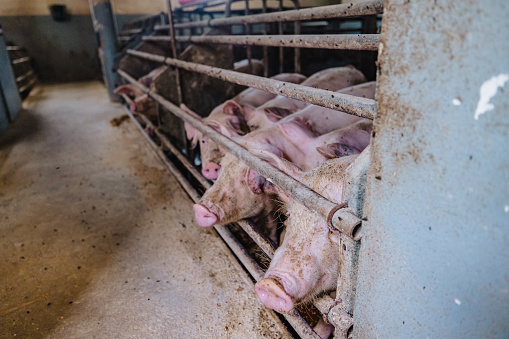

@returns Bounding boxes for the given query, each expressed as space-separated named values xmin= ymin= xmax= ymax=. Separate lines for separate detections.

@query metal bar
xmin=119 ymin=28 xmax=143 ymax=35
xmin=292 ymin=0 xmax=301 ymax=74
xmin=6 ymin=46 xmax=21 ymax=51
xmin=15 ymin=69 xmax=34 ymax=83
xmin=125 ymin=104 xmax=320 ymax=339
xmin=278 ymin=0 xmax=284 ymax=74
xmin=117 ymin=69 xmax=362 ymax=240
xmin=126 ymin=49 xmax=376 ymax=119
xmin=17 ymin=75 xmax=37 ymax=93
xmin=244 ymin=0 xmax=253 ymax=74
xmin=261 ymin=0 xmax=269 ymax=78
xmin=166 ymin=0 xmax=183 ymax=106
xmin=12 ymin=57 xmax=30 ymax=65
xmin=153 ymin=0 xmax=383 ymax=30
xmin=143 ymin=34 xmax=380 ymax=51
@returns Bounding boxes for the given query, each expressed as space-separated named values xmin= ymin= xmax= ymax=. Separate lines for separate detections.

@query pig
xmin=114 ymin=66 xmax=167 ymax=120
xmin=194 ymin=67 xmax=367 ymax=179
xmin=182 ymin=73 xmax=307 ymax=180
xmin=193 ymin=119 xmax=372 ymax=228
xmin=246 ymin=81 xmax=376 ymax=132
xmin=254 ymin=155 xmax=359 ymax=319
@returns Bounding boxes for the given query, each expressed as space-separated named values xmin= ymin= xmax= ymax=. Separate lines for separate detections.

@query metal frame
xmin=116 ymin=2 xmax=383 ymax=338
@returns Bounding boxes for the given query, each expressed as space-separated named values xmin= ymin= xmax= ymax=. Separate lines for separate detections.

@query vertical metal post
xmin=278 ymin=0 xmax=284 ymax=74
xmin=261 ymin=0 xmax=269 ymax=77
xmin=244 ymin=0 xmax=253 ymax=74
xmin=292 ymin=0 xmax=301 ymax=73
xmin=167 ymin=0 xmax=183 ymax=105
xmin=89 ymin=0 xmax=120 ymax=102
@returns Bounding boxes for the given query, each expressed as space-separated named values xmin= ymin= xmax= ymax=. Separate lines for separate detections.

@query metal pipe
xmin=125 ymin=103 xmax=321 ymax=339
xmin=119 ymin=28 xmax=143 ymax=35
xmin=291 ymin=0 xmax=301 ymax=74
xmin=153 ymin=0 xmax=383 ymax=30
xmin=143 ymin=34 xmax=380 ymax=51
xmin=15 ymin=69 xmax=34 ymax=83
xmin=261 ymin=0 xmax=269 ymax=78
xmin=126 ymin=49 xmax=376 ymax=119
xmin=12 ymin=57 xmax=30 ymax=65
xmin=244 ymin=0 xmax=253 ymax=74
xmin=278 ymin=0 xmax=284 ymax=74
xmin=6 ymin=46 xmax=21 ymax=51
xmin=117 ymin=69 xmax=362 ymax=240
xmin=17 ymin=75 xmax=37 ymax=93
xmin=166 ymin=0 xmax=183 ymax=105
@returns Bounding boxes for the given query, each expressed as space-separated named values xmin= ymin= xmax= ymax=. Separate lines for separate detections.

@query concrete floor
xmin=0 ymin=82 xmax=291 ymax=338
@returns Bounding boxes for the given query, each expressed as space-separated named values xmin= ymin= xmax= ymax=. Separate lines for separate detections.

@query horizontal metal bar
xmin=18 ymin=75 xmax=37 ymax=93
xmin=143 ymin=34 xmax=379 ymax=51
xmin=118 ymin=69 xmax=361 ymax=240
xmin=126 ymin=49 xmax=375 ymax=119
xmin=154 ymin=0 xmax=383 ymax=30
xmin=16 ymin=69 xmax=35 ymax=83
xmin=118 ymin=36 xmax=132 ymax=42
xmin=119 ymin=28 xmax=143 ymax=35
xmin=6 ymin=46 xmax=22 ymax=51
xmin=12 ymin=56 xmax=31 ymax=65
xmin=124 ymin=105 xmax=320 ymax=339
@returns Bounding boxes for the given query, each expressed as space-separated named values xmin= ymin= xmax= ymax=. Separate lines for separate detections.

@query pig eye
xmin=201 ymin=140 xmax=205 ymax=144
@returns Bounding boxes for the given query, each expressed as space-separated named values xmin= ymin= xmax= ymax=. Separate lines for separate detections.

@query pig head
xmin=255 ymin=155 xmax=358 ymax=313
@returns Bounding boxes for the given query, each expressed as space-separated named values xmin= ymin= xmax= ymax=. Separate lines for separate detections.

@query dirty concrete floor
xmin=0 ymin=82 xmax=292 ymax=338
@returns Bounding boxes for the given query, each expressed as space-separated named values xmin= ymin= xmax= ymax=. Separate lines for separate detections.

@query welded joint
xmin=327 ymin=203 xmax=363 ymax=240
xmin=328 ymin=304 xmax=354 ymax=339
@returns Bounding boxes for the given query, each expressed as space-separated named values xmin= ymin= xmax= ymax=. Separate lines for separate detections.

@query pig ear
xmin=223 ymin=100 xmax=244 ymax=117
xmin=263 ymin=107 xmax=296 ymax=121
xmin=181 ymin=104 xmax=203 ymax=148
xmin=316 ymin=143 xmax=361 ymax=159
xmin=114 ymin=84 xmax=136 ymax=96
xmin=246 ymin=168 xmax=265 ymax=195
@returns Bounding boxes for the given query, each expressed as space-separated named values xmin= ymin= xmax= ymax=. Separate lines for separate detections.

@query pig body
xmin=193 ymin=119 xmax=372 ymax=227
xmin=255 ymin=155 xmax=358 ymax=315
xmin=244 ymin=67 xmax=367 ymax=131
xmin=183 ymin=73 xmax=307 ymax=179
xmin=247 ymin=81 xmax=376 ymax=132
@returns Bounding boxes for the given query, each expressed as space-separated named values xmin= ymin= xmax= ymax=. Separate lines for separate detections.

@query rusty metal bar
xmin=15 ymin=69 xmax=34 ymax=83
xmin=12 ymin=56 xmax=30 ymax=65
xmin=117 ymin=69 xmax=362 ymax=241
xmin=17 ymin=75 xmax=37 ymax=93
xmin=166 ymin=0 xmax=183 ymax=105
xmin=143 ymin=34 xmax=380 ymax=51
xmin=278 ymin=0 xmax=284 ymax=74
xmin=126 ymin=49 xmax=376 ymax=119
xmin=119 ymin=28 xmax=142 ymax=35
xmin=153 ymin=0 xmax=383 ymax=30
xmin=244 ymin=0 xmax=253 ymax=74
xmin=123 ymin=102 xmax=321 ymax=339
xmin=261 ymin=0 xmax=269 ymax=77
xmin=292 ymin=0 xmax=301 ymax=74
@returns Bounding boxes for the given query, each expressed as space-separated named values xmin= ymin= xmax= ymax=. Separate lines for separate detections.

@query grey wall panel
xmin=354 ymin=0 xmax=509 ymax=337
xmin=0 ymin=15 xmax=101 ymax=82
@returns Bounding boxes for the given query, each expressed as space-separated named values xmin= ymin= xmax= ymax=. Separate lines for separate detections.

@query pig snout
xmin=201 ymin=163 xmax=221 ymax=180
xmin=193 ymin=204 xmax=218 ymax=227
xmin=255 ymin=278 xmax=294 ymax=313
